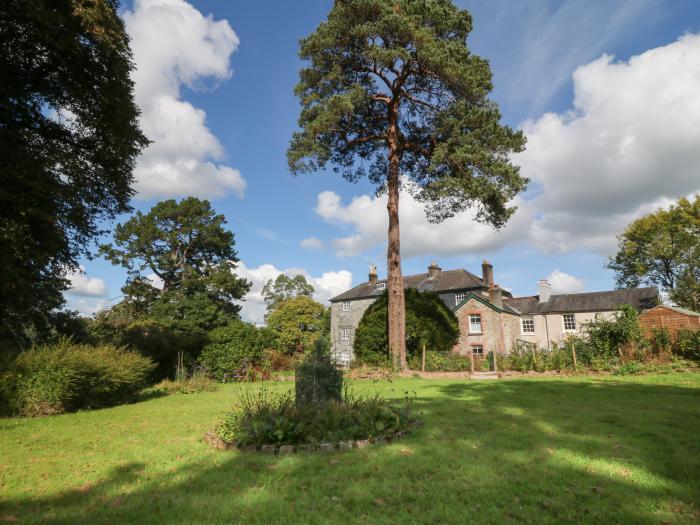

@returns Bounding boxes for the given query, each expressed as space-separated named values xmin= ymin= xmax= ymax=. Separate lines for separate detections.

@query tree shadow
xmin=1 ymin=380 xmax=699 ymax=524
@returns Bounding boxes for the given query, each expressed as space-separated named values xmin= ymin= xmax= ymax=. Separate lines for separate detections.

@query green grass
xmin=1 ymin=374 xmax=699 ymax=524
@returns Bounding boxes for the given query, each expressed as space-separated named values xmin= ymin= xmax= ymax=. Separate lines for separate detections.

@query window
xmin=376 ymin=282 xmax=386 ymax=290
xmin=469 ymin=314 xmax=482 ymax=334
xmin=342 ymin=301 xmax=351 ymax=312
xmin=521 ymin=316 xmax=535 ymax=334
xmin=471 ymin=345 xmax=484 ymax=355
xmin=341 ymin=329 xmax=351 ymax=340
xmin=563 ymin=313 xmax=576 ymax=331
xmin=454 ymin=292 xmax=466 ymax=306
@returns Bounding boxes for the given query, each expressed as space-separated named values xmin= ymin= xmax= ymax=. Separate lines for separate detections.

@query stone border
xmin=203 ymin=429 xmax=412 ymax=454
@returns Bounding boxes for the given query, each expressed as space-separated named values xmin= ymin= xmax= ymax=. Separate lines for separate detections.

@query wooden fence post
xmin=421 ymin=343 xmax=426 ymax=372
xmin=571 ymin=342 xmax=577 ymax=371
xmin=469 ymin=350 xmax=475 ymax=374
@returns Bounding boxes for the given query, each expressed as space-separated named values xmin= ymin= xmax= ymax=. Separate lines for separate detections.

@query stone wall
xmin=330 ymin=297 xmax=376 ymax=366
xmin=516 ymin=311 xmax=615 ymax=349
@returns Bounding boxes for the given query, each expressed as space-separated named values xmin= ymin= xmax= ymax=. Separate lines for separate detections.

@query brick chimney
xmin=482 ymin=260 xmax=494 ymax=288
xmin=368 ymin=264 xmax=378 ymax=284
xmin=538 ymin=279 xmax=551 ymax=303
xmin=428 ymin=261 xmax=441 ymax=279
xmin=489 ymin=287 xmax=503 ymax=309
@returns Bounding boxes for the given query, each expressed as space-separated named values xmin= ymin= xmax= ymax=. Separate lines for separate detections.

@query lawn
xmin=1 ymin=374 xmax=699 ymax=524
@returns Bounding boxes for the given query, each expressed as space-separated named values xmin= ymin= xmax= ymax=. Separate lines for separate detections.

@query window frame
xmin=341 ymin=301 xmax=351 ymax=312
xmin=469 ymin=314 xmax=482 ymax=334
xmin=471 ymin=344 xmax=484 ymax=355
xmin=562 ymin=313 xmax=577 ymax=332
xmin=521 ymin=315 xmax=535 ymax=334
xmin=340 ymin=328 xmax=351 ymax=341
xmin=376 ymin=282 xmax=386 ymax=290
xmin=454 ymin=292 xmax=466 ymax=306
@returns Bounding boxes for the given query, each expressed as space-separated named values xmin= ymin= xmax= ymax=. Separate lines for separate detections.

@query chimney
xmin=538 ymin=279 xmax=551 ymax=303
xmin=482 ymin=260 xmax=494 ymax=289
xmin=368 ymin=264 xmax=378 ymax=285
xmin=489 ymin=287 xmax=503 ymax=309
xmin=428 ymin=261 xmax=441 ymax=279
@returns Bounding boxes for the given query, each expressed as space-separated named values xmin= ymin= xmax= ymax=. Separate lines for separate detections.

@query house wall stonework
xmin=330 ymin=297 xmax=375 ymax=366
xmin=452 ymin=298 xmax=520 ymax=355
xmin=517 ymin=311 xmax=616 ymax=349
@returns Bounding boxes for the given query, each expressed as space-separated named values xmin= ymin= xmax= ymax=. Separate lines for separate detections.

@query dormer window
xmin=376 ymin=282 xmax=386 ymax=290
xmin=455 ymin=292 xmax=466 ymax=306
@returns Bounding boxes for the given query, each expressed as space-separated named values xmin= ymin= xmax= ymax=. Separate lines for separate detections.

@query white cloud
xmin=236 ymin=262 xmax=353 ymax=324
xmin=300 ymin=237 xmax=325 ymax=250
xmin=547 ymin=270 xmax=585 ymax=294
xmin=315 ymin=187 xmax=531 ymax=258
xmin=66 ymin=267 xmax=108 ymax=298
xmin=517 ymin=33 xmax=700 ymax=254
xmin=123 ymin=0 xmax=245 ymax=199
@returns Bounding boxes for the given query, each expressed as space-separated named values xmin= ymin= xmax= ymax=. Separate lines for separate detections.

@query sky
xmin=65 ymin=0 xmax=700 ymax=324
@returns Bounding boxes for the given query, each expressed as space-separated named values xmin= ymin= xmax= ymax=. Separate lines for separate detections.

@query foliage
xmin=215 ymin=385 xmax=416 ymax=447
xmin=199 ymin=321 xmax=278 ymax=381
xmin=649 ymin=327 xmax=673 ymax=355
xmin=612 ymin=357 xmax=693 ymax=376
xmin=674 ymin=329 xmax=700 ymax=361
xmin=354 ymin=289 xmax=459 ymax=364
xmin=582 ymin=305 xmax=645 ymax=358
xmin=1 ymin=339 xmax=154 ymax=416
xmin=147 ymin=376 xmax=216 ymax=396
xmin=100 ymin=197 xmax=251 ymax=330
xmin=262 ymin=274 xmax=315 ymax=312
xmin=498 ymin=347 xmax=576 ymax=373
xmin=266 ymin=296 xmax=328 ymax=354
xmin=0 ymin=0 xmax=147 ymax=347
xmin=407 ymin=350 xmax=474 ymax=372
xmin=295 ymin=337 xmax=343 ymax=406
xmin=608 ymin=195 xmax=700 ymax=309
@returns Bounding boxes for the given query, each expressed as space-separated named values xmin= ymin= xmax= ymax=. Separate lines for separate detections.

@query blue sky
xmin=66 ymin=0 xmax=700 ymax=323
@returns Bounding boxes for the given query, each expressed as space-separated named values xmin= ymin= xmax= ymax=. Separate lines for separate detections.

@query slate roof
xmin=329 ymin=269 xmax=487 ymax=302
xmin=504 ymin=287 xmax=659 ymax=314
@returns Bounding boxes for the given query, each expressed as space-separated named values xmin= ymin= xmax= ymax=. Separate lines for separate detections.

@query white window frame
xmin=469 ymin=314 xmax=482 ymax=334
xmin=376 ymin=282 xmax=386 ymax=290
xmin=471 ymin=344 xmax=484 ymax=355
xmin=341 ymin=301 xmax=351 ymax=312
xmin=563 ymin=313 xmax=577 ymax=332
xmin=454 ymin=292 xmax=466 ymax=306
xmin=521 ymin=315 xmax=535 ymax=334
xmin=340 ymin=329 xmax=351 ymax=341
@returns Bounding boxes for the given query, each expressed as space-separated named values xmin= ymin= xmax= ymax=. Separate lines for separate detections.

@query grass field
xmin=1 ymin=373 xmax=699 ymax=524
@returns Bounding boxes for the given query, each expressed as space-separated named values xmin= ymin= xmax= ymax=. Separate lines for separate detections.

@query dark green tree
xmin=0 ymin=0 xmax=147 ymax=346
xmin=100 ymin=197 xmax=251 ymax=331
xmin=608 ymin=195 xmax=700 ymax=310
xmin=288 ymin=0 xmax=526 ymax=370
xmin=354 ymin=289 xmax=459 ymax=366
xmin=262 ymin=274 xmax=315 ymax=312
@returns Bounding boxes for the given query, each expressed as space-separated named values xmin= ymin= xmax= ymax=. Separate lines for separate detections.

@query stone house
xmin=329 ymin=261 xmax=659 ymax=366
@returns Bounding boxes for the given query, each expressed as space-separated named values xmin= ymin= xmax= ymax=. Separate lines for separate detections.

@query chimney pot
xmin=428 ymin=261 xmax=442 ymax=279
xmin=538 ymin=279 xmax=551 ymax=303
xmin=368 ymin=264 xmax=378 ymax=284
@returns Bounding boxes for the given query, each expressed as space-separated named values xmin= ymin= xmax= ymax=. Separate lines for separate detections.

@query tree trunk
xmin=386 ymin=115 xmax=406 ymax=371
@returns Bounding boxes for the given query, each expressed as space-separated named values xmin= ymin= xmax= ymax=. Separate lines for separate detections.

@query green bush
xmin=407 ymin=351 xmax=474 ymax=372
xmin=215 ymin=385 xmax=416 ymax=447
xmin=295 ymin=336 xmax=343 ymax=406
xmin=199 ymin=320 xmax=278 ymax=381
xmin=147 ymin=376 xmax=217 ymax=395
xmin=354 ymin=289 xmax=459 ymax=365
xmin=2 ymin=339 xmax=154 ymax=416
xmin=674 ymin=329 xmax=700 ymax=360
xmin=650 ymin=327 xmax=673 ymax=355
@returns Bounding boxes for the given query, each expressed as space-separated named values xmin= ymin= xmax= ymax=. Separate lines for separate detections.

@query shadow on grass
xmin=2 ymin=380 xmax=699 ymax=524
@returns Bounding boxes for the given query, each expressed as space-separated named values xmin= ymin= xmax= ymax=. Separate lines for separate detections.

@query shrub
xmin=583 ymin=305 xmax=644 ymax=358
xmin=674 ymin=329 xmax=700 ymax=360
xmin=295 ymin=336 xmax=343 ymax=406
xmin=148 ymin=376 xmax=217 ymax=395
xmin=649 ymin=327 xmax=673 ymax=355
xmin=354 ymin=289 xmax=459 ymax=364
xmin=266 ymin=296 xmax=327 ymax=354
xmin=215 ymin=385 xmax=417 ymax=447
xmin=407 ymin=351 xmax=474 ymax=372
xmin=200 ymin=321 xmax=277 ymax=381
xmin=3 ymin=339 xmax=154 ymax=416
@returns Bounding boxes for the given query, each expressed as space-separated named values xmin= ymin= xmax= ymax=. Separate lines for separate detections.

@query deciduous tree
xmin=262 ymin=274 xmax=315 ymax=312
xmin=0 ymin=0 xmax=147 ymax=346
xmin=288 ymin=0 xmax=526 ymax=370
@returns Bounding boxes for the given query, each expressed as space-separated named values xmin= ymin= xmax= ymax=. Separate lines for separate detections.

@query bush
xmin=265 ymin=296 xmax=327 ymax=354
xmin=650 ymin=327 xmax=673 ymax=355
xmin=147 ymin=376 xmax=216 ymax=395
xmin=199 ymin=321 xmax=278 ymax=381
xmin=674 ymin=329 xmax=700 ymax=360
xmin=354 ymin=289 xmax=459 ymax=365
xmin=295 ymin=336 xmax=343 ymax=406
xmin=407 ymin=351 xmax=474 ymax=372
xmin=2 ymin=339 xmax=154 ymax=416
xmin=215 ymin=385 xmax=417 ymax=447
